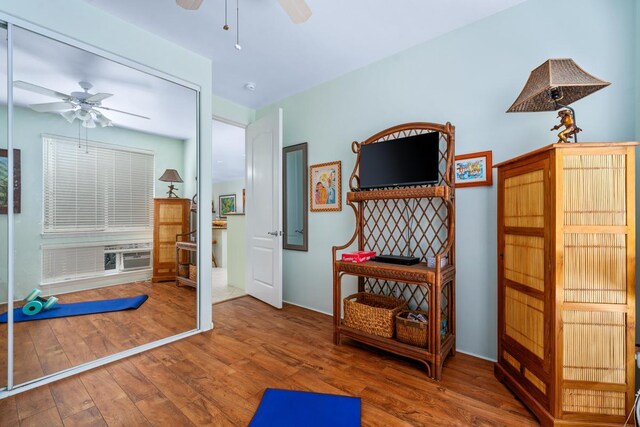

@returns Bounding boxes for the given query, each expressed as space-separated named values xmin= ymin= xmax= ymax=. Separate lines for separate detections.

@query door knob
xmin=267 ymin=231 xmax=278 ymax=236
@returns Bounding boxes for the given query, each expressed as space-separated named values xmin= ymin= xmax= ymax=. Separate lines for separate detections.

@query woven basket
xmin=189 ymin=264 xmax=197 ymax=281
xmin=178 ymin=263 xmax=189 ymax=278
xmin=343 ymin=292 xmax=406 ymax=338
xmin=396 ymin=310 xmax=429 ymax=348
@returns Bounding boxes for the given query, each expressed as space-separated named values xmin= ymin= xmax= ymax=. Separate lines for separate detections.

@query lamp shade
xmin=507 ymin=58 xmax=610 ymax=112
xmin=158 ymin=169 xmax=183 ymax=183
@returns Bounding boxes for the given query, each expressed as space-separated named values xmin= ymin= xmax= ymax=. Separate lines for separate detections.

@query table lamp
xmin=507 ymin=58 xmax=610 ymax=143
xmin=158 ymin=169 xmax=183 ymax=198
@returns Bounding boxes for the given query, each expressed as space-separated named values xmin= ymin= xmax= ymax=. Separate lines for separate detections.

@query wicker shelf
xmin=332 ymin=122 xmax=456 ymax=380
xmin=335 ymin=260 xmax=454 ymax=285
xmin=347 ymin=186 xmax=450 ymax=202
xmin=176 ymin=276 xmax=196 ymax=288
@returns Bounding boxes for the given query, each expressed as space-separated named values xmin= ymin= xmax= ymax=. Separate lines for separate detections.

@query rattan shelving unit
xmin=332 ymin=122 xmax=456 ymax=380
xmin=494 ymin=142 xmax=637 ymax=426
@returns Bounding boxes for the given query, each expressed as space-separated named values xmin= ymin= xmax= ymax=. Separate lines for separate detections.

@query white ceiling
xmin=212 ymin=120 xmax=245 ymax=183
xmin=3 ymin=25 xmax=198 ymax=140
xmin=83 ymin=0 xmax=526 ymax=109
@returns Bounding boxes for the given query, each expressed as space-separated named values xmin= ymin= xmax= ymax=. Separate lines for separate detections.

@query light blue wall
xmin=0 ymin=0 xmax=213 ymax=328
xmin=213 ymin=94 xmax=255 ymax=127
xmin=258 ymin=0 xmax=637 ymax=360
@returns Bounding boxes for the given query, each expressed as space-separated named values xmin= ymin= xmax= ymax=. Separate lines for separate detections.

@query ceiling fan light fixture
xmin=85 ymin=116 xmax=97 ymax=129
xmin=61 ymin=109 xmax=77 ymax=124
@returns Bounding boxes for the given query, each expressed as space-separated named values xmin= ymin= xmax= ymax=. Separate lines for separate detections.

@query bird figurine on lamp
xmin=507 ymin=58 xmax=610 ymax=143
xmin=158 ymin=169 xmax=183 ymax=198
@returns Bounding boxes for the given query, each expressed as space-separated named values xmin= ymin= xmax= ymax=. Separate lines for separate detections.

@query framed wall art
xmin=218 ymin=194 xmax=236 ymax=218
xmin=454 ymin=151 xmax=492 ymax=188
xmin=310 ymin=160 xmax=341 ymax=212
xmin=0 ymin=148 xmax=21 ymax=214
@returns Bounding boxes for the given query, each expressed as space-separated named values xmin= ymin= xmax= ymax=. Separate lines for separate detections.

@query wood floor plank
xmin=134 ymin=392 xmax=196 ymax=427
xmin=105 ymin=361 xmax=159 ymax=404
xmin=15 ymin=385 xmax=56 ymax=421
xmin=19 ymin=406 xmax=63 ymax=427
xmin=0 ymin=396 xmax=19 ymax=426
xmin=178 ymin=398 xmax=236 ymax=427
xmin=62 ymin=406 xmax=107 ymax=427
xmin=3 ymin=295 xmax=539 ymax=427
xmin=91 ymin=395 xmax=150 ymax=427
xmin=49 ymin=377 xmax=94 ymax=419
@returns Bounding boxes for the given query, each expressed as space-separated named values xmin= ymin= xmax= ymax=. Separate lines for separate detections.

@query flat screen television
xmin=359 ymin=132 xmax=440 ymax=189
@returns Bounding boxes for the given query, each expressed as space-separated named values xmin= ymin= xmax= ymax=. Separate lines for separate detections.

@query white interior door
xmin=245 ymin=108 xmax=283 ymax=308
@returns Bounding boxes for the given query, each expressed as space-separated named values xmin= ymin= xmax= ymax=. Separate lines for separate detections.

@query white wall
xmin=258 ymin=0 xmax=638 ymax=360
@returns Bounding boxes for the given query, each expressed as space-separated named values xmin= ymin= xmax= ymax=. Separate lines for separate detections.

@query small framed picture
xmin=310 ymin=160 xmax=341 ymax=212
xmin=218 ymin=194 xmax=236 ymax=218
xmin=0 ymin=148 xmax=21 ymax=214
xmin=454 ymin=151 xmax=493 ymax=188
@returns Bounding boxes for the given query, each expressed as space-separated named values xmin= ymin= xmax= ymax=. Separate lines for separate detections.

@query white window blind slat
xmin=43 ymin=137 xmax=154 ymax=234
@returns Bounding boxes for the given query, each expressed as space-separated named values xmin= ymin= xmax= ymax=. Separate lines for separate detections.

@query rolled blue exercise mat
xmin=0 ymin=294 xmax=148 ymax=323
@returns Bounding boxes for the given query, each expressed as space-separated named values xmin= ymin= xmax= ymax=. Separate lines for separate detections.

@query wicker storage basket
xmin=178 ymin=263 xmax=189 ymax=278
xmin=189 ymin=264 xmax=197 ymax=281
xmin=343 ymin=292 xmax=406 ymax=338
xmin=396 ymin=310 xmax=429 ymax=347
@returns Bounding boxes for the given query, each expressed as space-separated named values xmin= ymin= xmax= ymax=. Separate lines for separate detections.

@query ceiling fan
xmin=176 ymin=0 xmax=312 ymax=24
xmin=13 ymin=80 xmax=150 ymax=128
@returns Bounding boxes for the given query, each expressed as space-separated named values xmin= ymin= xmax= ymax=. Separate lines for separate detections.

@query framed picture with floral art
xmin=218 ymin=194 xmax=236 ymax=218
xmin=454 ymin=151 xmax=493 ymax=188
xmin=310 ymin=160 xmax=341 ymax=212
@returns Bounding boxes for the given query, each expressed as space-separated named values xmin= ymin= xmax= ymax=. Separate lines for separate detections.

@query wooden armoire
xmin=495 ymin=142 xmax=637 ymax=426
xmin=152 ymin=198 xmax=190 ymax=282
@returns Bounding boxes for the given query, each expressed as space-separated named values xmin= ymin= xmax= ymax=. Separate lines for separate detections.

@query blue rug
xmin=249 ymin=388 xmax=361 ymax=427
xmin=0 ymin=294 xmax=148 ymax=323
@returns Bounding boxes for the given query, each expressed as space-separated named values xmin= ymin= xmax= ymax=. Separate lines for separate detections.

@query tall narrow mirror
xmin=10 ymin=25 xmax=198 ymax=385
xmin=283 ymin=143 xmax=308 ymax=251
xmin=0 ymin=22 xmax=8 ymax=390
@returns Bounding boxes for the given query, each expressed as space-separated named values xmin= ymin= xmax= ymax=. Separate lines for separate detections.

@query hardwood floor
xmin=0 ymin=296 xmax=539 ymax=426
xmin=0 ymin=280 xmax=197 ymax=386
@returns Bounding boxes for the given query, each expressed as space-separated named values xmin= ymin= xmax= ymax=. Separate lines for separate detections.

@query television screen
xmin=359 ymin=132 xmax=440 ymax=189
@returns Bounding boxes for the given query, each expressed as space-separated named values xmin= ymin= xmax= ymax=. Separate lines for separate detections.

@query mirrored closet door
xmin=4 ymin=24 xmax=199 ymax=387
xmin=0 ymin=22 xmax=8 ymax=390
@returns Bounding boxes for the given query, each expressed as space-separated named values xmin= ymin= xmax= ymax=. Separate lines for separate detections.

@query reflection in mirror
xmin=283 ymin=143 xmax=308 ymax=251
xmin=0 ymin=22 xmax=8 ymax=390
xmin=9 ymin=25 xmax=198 ymax=386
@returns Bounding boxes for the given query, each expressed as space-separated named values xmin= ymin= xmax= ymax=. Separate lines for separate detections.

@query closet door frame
xmin=0 ymin=13 xmax=208 ymax=398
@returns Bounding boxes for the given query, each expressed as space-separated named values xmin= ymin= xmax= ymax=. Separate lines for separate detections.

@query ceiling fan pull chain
xmin=78 ymin=120 xmax=81 ymax=149
xmin=235 ymin=0 xmax=241 ymax=50
xmin=224 ymin=0 xmax=229 ymax=30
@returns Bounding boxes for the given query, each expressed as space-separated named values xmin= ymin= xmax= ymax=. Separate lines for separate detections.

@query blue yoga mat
xmin=249 ymin=388 xmax=361 ymax=427
xmin=0 ymin=294 xmax=148 ymax=323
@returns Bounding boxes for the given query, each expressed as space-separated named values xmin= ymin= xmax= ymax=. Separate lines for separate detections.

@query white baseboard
xmin=456 ymin=349 xmax=497 ymax=363
xmin=40 ymin=269 xmax=152 ymax=296
xmin=285 ymin=300 xmax=497 ymax=363
xmin=283 ymin=299 xmax=332 ymax=317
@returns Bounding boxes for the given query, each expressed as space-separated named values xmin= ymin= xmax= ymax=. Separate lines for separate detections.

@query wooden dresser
xmin=152 ymin=198 xmax=190 ymax=282
xmin=495 ymin=142 xmax=637 ymax=426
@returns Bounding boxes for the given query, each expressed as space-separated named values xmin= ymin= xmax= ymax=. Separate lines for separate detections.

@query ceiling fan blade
xmin=14 ymin=81 xmax=70 ymax=100
xmin=86 ymin=93 xmax=113 ymax=103
xmin=29 ymin=102 xmax=75 ymax=113
xmin=278 ymin=0 xmax=312 ymax=24
xmin=176 ymin=0 xmax=203 ymax=10
xmin=98 ymin=106 xmax=150 ymax=120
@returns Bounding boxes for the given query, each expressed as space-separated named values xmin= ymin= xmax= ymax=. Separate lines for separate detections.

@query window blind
xmin=43 ymin=136 xmax=154 ymax=234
